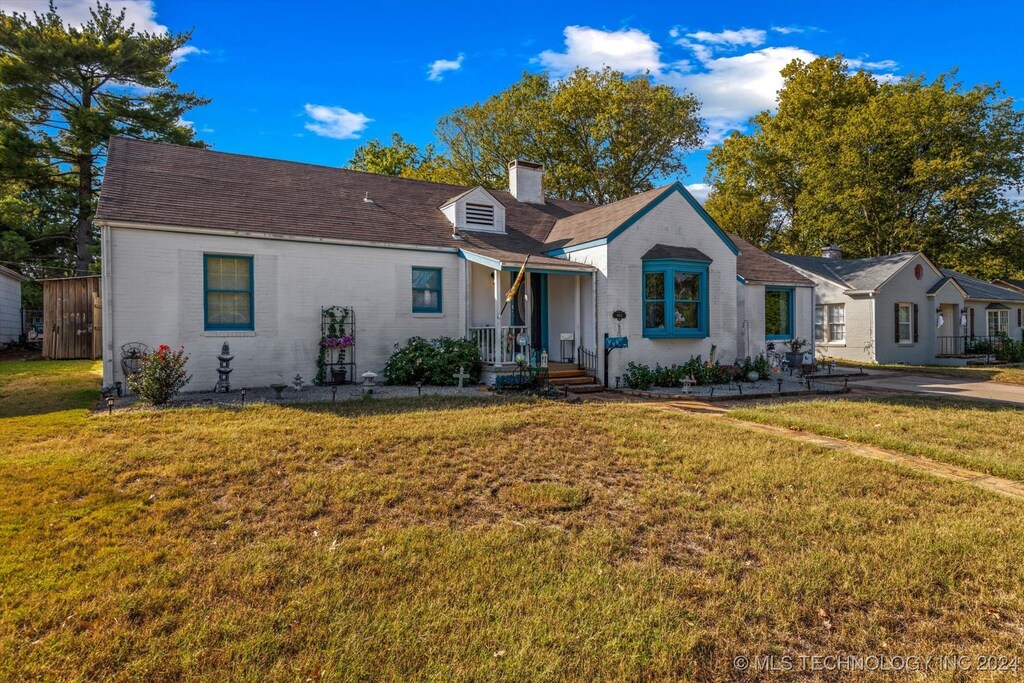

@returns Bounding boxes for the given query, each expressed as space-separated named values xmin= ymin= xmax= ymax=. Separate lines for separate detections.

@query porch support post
xmin=493 ymin=268 xmax=503 ymax=366
xmin=574 ymin=275 xmax=582 ymax=362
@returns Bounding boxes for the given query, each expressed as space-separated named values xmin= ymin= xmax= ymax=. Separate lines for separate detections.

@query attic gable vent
xmin=465 ymin=202 xmax=495 ymax=227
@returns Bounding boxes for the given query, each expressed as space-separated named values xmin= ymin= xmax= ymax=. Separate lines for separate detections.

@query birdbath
xmin=270 ymin=383 xmax=288 ymax=399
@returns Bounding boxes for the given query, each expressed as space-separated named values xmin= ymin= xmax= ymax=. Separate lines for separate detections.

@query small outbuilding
xmin=40 ymin=275 xmax=102 ymax=359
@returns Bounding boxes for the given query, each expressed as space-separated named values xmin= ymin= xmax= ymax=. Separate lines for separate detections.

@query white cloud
xmin=3 ymin=0 xmax=166 ymax=33
xmin=685 ymin=182 xmax=712 ymax=204
xmin=667 ymin=46 xmax=817 ymax=121
xmin=171 ymin=45 xmax=207 ymax=65
xmin=685 ymin=28 xmax=766 ymax=47
xmin=535 ymin=24 xmax=895 ymax=153
xmin=537 ymin=26 xmax=665 ymax=76
xmin=427 ymin=53 xmax=464 ymax=82
xmin=303 ymin=104 xmax=372 ymax=140
xmin=846 ymin=57 xmax=899 ymax=71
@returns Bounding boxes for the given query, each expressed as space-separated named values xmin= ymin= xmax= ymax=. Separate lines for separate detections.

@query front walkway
xmin=644 ymin=398 xmax=1024 ymax=502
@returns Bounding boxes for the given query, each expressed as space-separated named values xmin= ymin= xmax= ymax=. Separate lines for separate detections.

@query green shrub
xmin=623 ymin=361 xmax=655 ymax=390
xmin=751 ymin=353 xmax=772 ymax=380
xmin=125 ymin=345 xmax=191 ymax=405
xmin=382 ymin=336 xmax=480 ymax=386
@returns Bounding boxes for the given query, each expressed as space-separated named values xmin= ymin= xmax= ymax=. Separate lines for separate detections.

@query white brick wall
xmin=566 ymin=191 xmax=741 ymax=383
xmin=737 ymin=283 xmax=816 ymax=360
xmin=103 ymin=227 xmax=464 ymax=388
xmin=0 ymin=271 xmax=22 ymax=344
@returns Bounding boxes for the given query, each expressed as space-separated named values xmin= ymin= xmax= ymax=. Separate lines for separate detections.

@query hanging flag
xmin=499 ymin=256 xmax=530 ymax=316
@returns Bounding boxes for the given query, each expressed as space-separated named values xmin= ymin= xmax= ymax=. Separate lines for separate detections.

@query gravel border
xmin=106 ymin=383 xmax=495 ymax=410
xmin=615 ymin=375 xmax=848 ymax=401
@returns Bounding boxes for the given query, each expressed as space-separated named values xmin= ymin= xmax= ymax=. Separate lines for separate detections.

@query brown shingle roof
xmin=96 ymin=137 xmax=595 ymax=253
xmin=995 ymin=278 xmax=1024 ymax=293
xmin=543 ymin=185 xmax=670 ymax=250
xmin=729 ymin=234 xmax=813 ymax=286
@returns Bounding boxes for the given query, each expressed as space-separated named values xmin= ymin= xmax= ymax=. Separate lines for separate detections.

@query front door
xmin=511 ymin=273 xmax=547 ymax=358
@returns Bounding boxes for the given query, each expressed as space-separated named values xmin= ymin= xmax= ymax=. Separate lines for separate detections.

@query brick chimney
xmin=821 ymin=244 xmax=843 ymax=259
xmin=508 ymin=159 xmax=544 ymax=204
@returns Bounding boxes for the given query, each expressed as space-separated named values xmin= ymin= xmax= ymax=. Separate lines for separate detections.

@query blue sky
xmin=11 ymin=0 xmax=1024 ymax=200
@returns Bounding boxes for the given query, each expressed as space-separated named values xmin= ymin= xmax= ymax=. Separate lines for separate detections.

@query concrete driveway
xmin=837 ymin=370 xmax=1024 ymax=406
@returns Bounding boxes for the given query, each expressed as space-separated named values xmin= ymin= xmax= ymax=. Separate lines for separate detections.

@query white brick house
xmin=95 ymin=138 xmax=813 ymax=389
xmin=0 ymin=265 xmax=26 ymax=346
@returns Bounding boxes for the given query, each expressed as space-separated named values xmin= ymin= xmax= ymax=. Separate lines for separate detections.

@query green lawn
xmin=730 ymin=396 xmax=1024 ymax=482
xmin=0 ymin=359 xmax=100 ymax=417
xmin=2 ymin=362 xmax=1024 ymax=680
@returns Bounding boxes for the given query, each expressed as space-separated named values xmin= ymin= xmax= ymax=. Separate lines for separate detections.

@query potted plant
xmin=785 ymin=338 xmax=808 ymax=368
xmin=322 ymin=334 xmax=354 ymax=383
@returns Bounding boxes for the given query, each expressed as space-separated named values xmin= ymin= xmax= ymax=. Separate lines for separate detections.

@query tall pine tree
xmin=0 ymin=1 xmax=209 ymax=276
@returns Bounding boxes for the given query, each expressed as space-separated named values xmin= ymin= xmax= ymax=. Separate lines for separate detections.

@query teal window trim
xmin=203 ymin=254 xmax=254 ymax=331
xmin=642 ymin=259 xmax=709 ymax=339
xmin=412 ymin=266 xmax=443 ymax=313
xmin=765 ymin=286 xmax=794 ymax=340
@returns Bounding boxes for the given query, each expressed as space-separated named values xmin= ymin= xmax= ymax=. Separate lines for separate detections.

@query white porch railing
xmin=469 ymin=325 xmax=529 ymax=365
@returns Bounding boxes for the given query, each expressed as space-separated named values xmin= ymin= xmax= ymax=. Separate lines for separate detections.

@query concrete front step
xmin=546 ymin=369 xmax=588 ymax=379
xmin=548 ymin=375 xmax=595 ymax=386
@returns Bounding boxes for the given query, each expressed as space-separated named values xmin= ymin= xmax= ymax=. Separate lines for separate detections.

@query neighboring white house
xmin=94 ymin=138 xmax=814 ymax=389
xmin=0 ymin=265 xmax=27 ymax=347
xmin=774 ymin=247 xmax=1024 ymax=365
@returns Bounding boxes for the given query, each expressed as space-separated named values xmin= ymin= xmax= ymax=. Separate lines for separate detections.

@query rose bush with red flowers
xmin=126 ymin=345 xmax=192 ymax=405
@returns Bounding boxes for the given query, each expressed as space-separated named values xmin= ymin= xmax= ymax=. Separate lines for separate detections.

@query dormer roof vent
xmin=465 ymin=202 xmax=495 ymax=227
xmin=439 ymin=187 xmax=506 ymax=233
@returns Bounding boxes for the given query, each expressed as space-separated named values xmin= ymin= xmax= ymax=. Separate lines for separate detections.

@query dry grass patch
xmin=2 ymin=362 xmax=1024 ymax=680
xmin=501 ymin=480 xmax=590 ymax=513
xmin=730 ymin=395 xmax=1024 ymax=481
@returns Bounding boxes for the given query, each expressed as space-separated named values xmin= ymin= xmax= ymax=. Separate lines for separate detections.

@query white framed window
xmin=897 ymin=303 xmax=914 ymax=343
xmin=988 ymin=309 xmax=1009 ymax=336
xmin=815 ymin=304 xmax=846 ymax=343
xmin=828 ymin=304 xmax=846 ymax=342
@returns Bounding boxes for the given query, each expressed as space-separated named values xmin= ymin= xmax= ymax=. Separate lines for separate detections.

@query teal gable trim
xmin=544 ymin=182 xmax=739 ymax=257
xmin=458 ymin=249 xmax=502 ymax=270
xmin=736 ymin=274 xmax=748 ymax=284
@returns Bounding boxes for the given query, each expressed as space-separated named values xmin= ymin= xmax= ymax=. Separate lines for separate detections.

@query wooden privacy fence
xmin=42 ymin=276 xmax=102 ymax=360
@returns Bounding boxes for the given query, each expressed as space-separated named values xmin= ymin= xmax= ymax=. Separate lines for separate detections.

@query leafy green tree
xmin=349 ymin=133 xmax=431 ymax=177
xmin=437 ymin=68 xmax=704 ymax=203
xmin=0 ymin=1 xmax=209 ymax=276
xmin=705 ymin=55 xmax=1024 ymax=279
xmin=347 ymin=132 xmax=460 ymax=184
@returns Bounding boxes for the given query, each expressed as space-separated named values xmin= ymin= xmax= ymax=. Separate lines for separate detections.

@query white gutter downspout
xmin=592 ymin=271 xmax=599 ymax=384
xmin=869 ymin=292 xmax=876 ymax=363
xmin=99 ymin=222 xmax=115 ymax=386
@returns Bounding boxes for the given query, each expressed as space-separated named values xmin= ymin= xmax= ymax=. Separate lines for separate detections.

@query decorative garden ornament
xmin=214 ymin=343 xmax=234 ymax=393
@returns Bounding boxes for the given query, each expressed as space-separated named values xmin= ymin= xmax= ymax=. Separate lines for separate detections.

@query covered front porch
xmin=462 ymin=253 xmax=597 ymax=372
